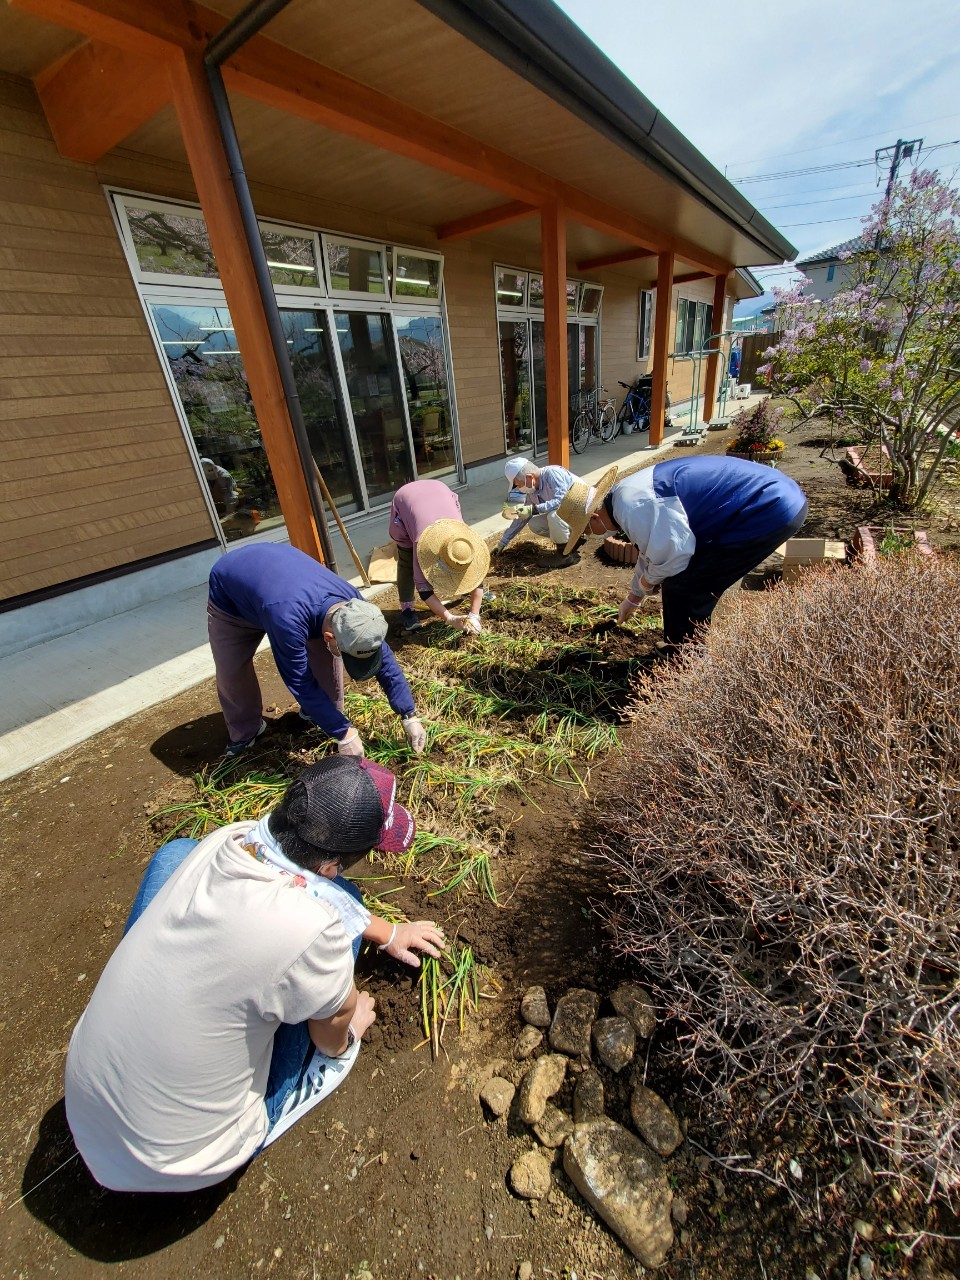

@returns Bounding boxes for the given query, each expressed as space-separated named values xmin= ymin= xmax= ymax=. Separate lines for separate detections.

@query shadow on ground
xmin=21 ymin=1100 xmax=242 ymax=1262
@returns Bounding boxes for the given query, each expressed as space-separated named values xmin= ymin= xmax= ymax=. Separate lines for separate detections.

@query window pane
xmin=394 ymin=252 xmax=441 ymax=300
xmin=499 ymin=320 xmax=532 ymax=453
xmin=150 ymin=303 xmax=283 ymax=540
xmin=581 ymin=325 xmax=597 ymax=390
xmin=580 ymin=285 xmax=602 ymax=316
xmin=283 ymin=311 xmax=361 ymax=514
xmin=566 ymin=281 xmax=579 ymax=313
xmin=260 ymin=227 xmax=322 ymax=290
xmin=528 ymin=275 xmax=544 ymax=309
xmin=126 ymin=205 xmax=217 ymax=279
xmin=638 ymin=290 xmax=653 ymax=360
xmin=496 ymin=269 xmax=526 ymax=308
xmin=530 ymin=320 xmax=547 ymax=455
xmin=693 ymin=302 xmax=707 ymax=352
xmin=326 ymin=240 xmax=386 ymax=295
xmin=334 ymin=312 xmax=412 ymax=500
xmin=396 ymin=314 xmax=455 ymax=478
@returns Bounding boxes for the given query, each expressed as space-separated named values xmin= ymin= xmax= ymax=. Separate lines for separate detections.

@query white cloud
xmin=554 ymin=0 xmax=960 ymax=260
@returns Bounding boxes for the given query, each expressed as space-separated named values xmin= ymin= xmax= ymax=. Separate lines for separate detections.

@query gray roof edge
xmin=410 ymin=0 xmax=798 ymax=265
xmin=736 ymin=267 xmax=765 ymax=299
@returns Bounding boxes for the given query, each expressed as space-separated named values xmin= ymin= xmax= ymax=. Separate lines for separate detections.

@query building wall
xmin=0 ymin=75 xmax=217 ymax=605
xmin=799 ymin=261 xmax=851 ymax=301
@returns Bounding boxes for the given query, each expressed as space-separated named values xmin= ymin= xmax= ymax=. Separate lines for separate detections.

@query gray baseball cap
xmin=329 ymin=599 xmax=388 ymax=681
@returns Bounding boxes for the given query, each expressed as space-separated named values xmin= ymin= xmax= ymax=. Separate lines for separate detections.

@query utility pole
xmin=873 ymin=137 xmax=922 ymax=248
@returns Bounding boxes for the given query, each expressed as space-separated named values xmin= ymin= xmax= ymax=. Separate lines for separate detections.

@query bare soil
xmin=2 ymin=419 xmax=958 ymax=1280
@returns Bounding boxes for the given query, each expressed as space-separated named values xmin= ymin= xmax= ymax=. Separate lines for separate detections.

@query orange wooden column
xmin=648 ymin=251 xmax=675 ymax=447
xmin=167 ymin=51 xmax=327 ymax=562
xmin=701 ymin=272 xmax=729 ymax=424
xmin=540 ymin=201 xmax=570 ymax=468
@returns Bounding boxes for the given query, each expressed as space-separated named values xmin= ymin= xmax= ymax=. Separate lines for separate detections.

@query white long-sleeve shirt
xmin=609 ymin=467 xmax=697 ymax=594
xmin=500 ymin=465 xmax=581 ymax=547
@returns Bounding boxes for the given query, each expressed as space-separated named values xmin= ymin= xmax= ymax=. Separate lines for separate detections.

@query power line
xmin=753 ymin=190 xmax=878 ymax=212
xmin=734 ymin=137 xmax=960 ymax=186
xmin=723 ymin=111 xmax=960 ymax=170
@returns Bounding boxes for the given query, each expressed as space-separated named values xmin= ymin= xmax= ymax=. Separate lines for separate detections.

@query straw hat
xmin=416 ymin=519 xmax=490 ymax=598
xmin=557 ymin=465 xmax=619 ymax=554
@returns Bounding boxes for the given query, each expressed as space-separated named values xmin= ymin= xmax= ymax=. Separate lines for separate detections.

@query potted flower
xmin=726 ymin=399 xmax=787 ymax=466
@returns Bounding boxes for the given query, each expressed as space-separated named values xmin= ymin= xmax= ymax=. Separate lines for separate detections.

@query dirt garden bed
xmin=1 ymin=416 xmax=959 ymax=1280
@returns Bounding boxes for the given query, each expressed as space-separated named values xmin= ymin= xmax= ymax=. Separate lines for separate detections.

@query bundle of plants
xmin=592 ymin=556 xmax=960 ymax=1196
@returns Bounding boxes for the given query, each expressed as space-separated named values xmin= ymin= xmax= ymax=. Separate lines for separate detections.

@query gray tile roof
xmin=796 ymin=235 xmax=864 ymax=268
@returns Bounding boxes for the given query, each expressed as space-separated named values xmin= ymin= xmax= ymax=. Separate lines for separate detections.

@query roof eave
xmin=411 ymin=0 xmax=797 ymax=266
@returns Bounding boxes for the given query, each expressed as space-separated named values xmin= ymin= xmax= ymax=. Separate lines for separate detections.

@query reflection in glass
xmin=326 ymin=240 xmax=386 ymax=294
xmin=151 ymin=303 xmax=283 ymax=540
xmin=499 ymin=319 xmax=532 ymax=454
xmin=566 ymin=280 xmax=579 ymax=313
xmin=335 ymin=312 xmax=413 ymax=500
xmin=530 ymin=321 xmax=547 ymax=456
xmin=282 ymin=311 xmax=362 ymax=514
xmin=496 ymin=269 xmax=526 ymax=308
xmin=528 ymin=274 xmax=544 ymax=310
xmin=580 ymin=285 xmax=602 ymax=316
xmin=396 ymin=314 xmax=455 ymax=477
xmin=261 ymin=228 xmax=321 ymax=290
xmin=393 ymin=252 xmax=441 ymax=300
xmin=127 ymin=206 xmax=218 ymax=279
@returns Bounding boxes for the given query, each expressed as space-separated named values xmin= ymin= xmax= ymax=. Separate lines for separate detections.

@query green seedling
xmin=418 ymin=940 xmax=497 ymax=1056
xmin=155 ymin=767 xmax=290 ymax=837
xmin=427 ymin=846 xmax=498 ymax=904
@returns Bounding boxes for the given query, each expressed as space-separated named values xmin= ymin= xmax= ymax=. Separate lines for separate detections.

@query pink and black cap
xmin=270 ymin=755 xmax=415 ymax=862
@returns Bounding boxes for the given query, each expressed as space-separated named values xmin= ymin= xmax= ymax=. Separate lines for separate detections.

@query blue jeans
xmin=124 ymin=838 xmax=364 ymax=1129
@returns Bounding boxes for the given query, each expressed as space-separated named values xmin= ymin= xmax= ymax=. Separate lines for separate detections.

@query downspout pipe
xmin=203 ymin=0 xmax=338 ymax=572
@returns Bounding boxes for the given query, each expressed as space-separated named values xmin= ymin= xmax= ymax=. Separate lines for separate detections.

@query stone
xmin=517 ymin=1264 xmax=533 ymax=1280
xmin=630 ymin=1085 xmax=683 ymax=1157
xmin=549 ymin=988 xmax=599 ymax=1057
xmin=518 ymin=1054 xmax=567 ymax=1125
xmin=671 ymin=1195 xmax=689 ymax=1226
xmin=573 ymin=1068 xmax=605 ymax=1122
xmin=520 ymin=985 xmax=551 ymax=1028
xmin=533 ymin=1103 xmax=574 ymax=1149
xmin=480 ymin=1077 xmax=515 ymax=1119
xmin=853 ymin=1219 xmax=874 ymax=1242
xmin=610 ymin=982 xmax=656 ymax=1039
xmin=592 ymin=1016 xmax=636 ymax=1072
xmin=858 ymin=1257 xmax=874 ymax=1280
xmin=516 ymin=1025 xmax=543 ymax=1060
xmin=508 ymin=1149 xmax=552 ymax=1200
xmin=563 ymin=1117 xmax=674 ymax=1268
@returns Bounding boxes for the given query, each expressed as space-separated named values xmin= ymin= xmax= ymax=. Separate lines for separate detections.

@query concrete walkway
xmin=0 ymin=411 xmax=744 ymax=782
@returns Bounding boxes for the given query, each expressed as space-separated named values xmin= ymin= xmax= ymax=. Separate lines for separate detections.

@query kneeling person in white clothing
xmin=497 ymin=456 xmax=586 ymax=565
xmin=64 ymin=756 xmax=444 ymax=1193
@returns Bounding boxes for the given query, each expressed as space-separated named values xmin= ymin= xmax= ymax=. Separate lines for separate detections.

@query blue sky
xmin=554 ymin=0 xmax=960 ymax=309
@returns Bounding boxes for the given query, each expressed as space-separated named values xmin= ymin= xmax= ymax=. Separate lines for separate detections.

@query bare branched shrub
xmin=593 ymin=557 xmax=960 ymax=1196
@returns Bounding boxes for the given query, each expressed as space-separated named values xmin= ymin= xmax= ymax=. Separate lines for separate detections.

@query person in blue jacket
xmin=207 ymin=544 xmax=426 ymax=758
xmin=567 ymin=456 xmax=808 ymax=652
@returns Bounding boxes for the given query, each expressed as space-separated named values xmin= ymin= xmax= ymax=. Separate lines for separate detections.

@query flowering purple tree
xmin=762 ymin=170 xmax=960 ymax=507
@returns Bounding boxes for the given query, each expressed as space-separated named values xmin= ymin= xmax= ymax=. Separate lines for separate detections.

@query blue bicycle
xmin=615 ymin=375 xmax=672 ymax=435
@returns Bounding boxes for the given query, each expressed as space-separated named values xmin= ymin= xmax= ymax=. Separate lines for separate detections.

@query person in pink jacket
xmin=388 ymin=479 xmax=490 ymax=634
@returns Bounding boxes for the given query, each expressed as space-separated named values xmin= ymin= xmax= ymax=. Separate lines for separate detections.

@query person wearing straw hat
xmin=571 ymin=456 xmax=808 ymax=653
xmin=208 ymin=543 xmax=427 ymax=758
xmin=497 ymin=456 xmax=587 ymax=564
xmin=551 ymin=464 xmax=620 ymax=565
xmin=388 ymin=479 xmax=491 ymax=635
xmin=64 ymin=755 xmax=446 ymax=1193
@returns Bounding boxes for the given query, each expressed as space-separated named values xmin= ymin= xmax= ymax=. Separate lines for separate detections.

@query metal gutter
xmin=411 ymin=0 xmax=797 ymax=265
xmin=204 ymin=0 xmax=338 ymax=570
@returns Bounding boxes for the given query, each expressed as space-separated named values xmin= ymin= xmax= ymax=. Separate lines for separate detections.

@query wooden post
xmin=540 ymin=200 xmax=570 ymax=468
xmin=167 ymin=50 xmax=327 ymax=562
xmin=701 ymin=272 xmax=729 ymax=424
xmin=649 ymin=250 xmax=674 ymax=447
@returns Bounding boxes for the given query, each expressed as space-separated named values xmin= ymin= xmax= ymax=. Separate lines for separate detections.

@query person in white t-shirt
xmin=64 ymin=756 xmax=445 ymax=1194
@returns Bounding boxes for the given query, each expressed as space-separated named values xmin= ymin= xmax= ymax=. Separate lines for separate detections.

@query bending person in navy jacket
xmin=583 ymin=456 xmax=808 ymax=649
xmin=208 ymin=544 xmax=425 ymax=758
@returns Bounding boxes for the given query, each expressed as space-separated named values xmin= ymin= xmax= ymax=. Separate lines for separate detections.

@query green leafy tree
xmin=762 ymin=170 xmax=960 ymax=507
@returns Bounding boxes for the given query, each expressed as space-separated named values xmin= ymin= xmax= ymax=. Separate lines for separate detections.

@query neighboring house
xmin=0 ymin=0 xmax=794 ymax=652
xmin=796 ymin=236 xmax=864 ymax=301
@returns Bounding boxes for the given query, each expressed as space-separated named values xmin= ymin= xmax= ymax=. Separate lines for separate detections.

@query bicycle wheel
xmin=599 ymin=403 xmax=618 ymax=442
xmin=571 ymin=411 xmax=590 ymax=454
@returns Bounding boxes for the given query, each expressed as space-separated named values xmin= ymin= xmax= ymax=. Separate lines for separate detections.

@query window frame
xmin=638 ymin=288 xmax=654 ymax=361
xmin=390 ymin=245 xmax=444 ymax=305
xmin=321 ymin=233 xmax=390 ymax=301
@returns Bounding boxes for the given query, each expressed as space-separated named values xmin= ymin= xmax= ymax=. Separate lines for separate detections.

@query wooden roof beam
xmin=673 ymin=270 xmax=713 ymax=285
xmin=436 ymin=201 xmax=536 ymax=241
xmin=576 ymin=247 xmax=657 ymax=271
xmin=34 ymin=39 xmax=172 ymax=163
xmin=14 ymin=0 xmax=733 ymax=276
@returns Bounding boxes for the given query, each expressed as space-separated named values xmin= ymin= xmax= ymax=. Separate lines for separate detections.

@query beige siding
xmin=0 ymin=74 xmax=215 ymax=604
xmin=441 ymin=241 xmax=504 ymax=465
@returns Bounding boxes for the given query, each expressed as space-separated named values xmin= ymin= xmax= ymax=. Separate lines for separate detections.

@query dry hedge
xmin=593 ymin=556 xmax=960 ymax=1195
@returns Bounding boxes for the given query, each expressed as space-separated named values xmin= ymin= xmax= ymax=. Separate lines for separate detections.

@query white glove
xmin=442 ymin=610 xmax=466 ymax=626
xmin=336 ymin=726 xmax=365 ymax=756
xmin=463 ymin=613 xmax=482 ymax=635
xmin=402 ymin=715 xmax=427 ymax=754
xmin=618 ymin=595 xmax=641 ymax=625
xmin=511 ymin=504 xmax=534 ymax=519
